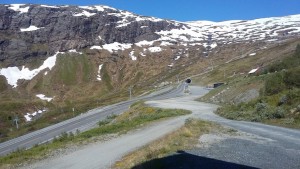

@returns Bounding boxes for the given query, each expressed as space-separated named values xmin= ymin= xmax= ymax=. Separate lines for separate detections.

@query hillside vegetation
xmin=215 ymin=44 xmax=300 ymax=128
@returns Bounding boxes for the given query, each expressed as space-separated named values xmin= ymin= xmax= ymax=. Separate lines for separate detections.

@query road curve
xmin=0 ymin=84 xmax=185 ymax=156
xmin=146 ymin=86 xmax=300 ymax=169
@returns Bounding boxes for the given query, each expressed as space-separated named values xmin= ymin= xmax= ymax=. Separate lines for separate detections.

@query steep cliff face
xmin=0 ymin=4 xmax=181 ymax=65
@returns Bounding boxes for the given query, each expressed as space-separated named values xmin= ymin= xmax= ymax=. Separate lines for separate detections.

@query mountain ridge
xmin=1 ymin=4 xmax=299 ymax=66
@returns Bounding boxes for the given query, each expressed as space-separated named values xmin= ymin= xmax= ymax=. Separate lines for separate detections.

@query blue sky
xmin=3 ymin=0 xmax=300 ymax=21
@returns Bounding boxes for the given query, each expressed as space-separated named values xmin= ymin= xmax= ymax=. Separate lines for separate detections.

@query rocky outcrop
xmin=0 ymin=4 xmax=179 ymax=65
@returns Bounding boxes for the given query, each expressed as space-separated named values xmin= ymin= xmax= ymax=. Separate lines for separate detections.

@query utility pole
xmin=72 ymin=107 xmax=75 ymax=117
xmin=210 ymin=59 xmax=214 ymax=70
xmin=13 ymin=115 xmax=19 ymax=129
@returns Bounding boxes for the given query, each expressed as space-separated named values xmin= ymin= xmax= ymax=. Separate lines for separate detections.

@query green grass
xmin=215 ymin=87 xmax=300 ymax=128
xmin=212 ymin=45 xmax=300 ymax=129
xmin=114 ymin=118 xmax=222 ymax=169
xmin=0 ymin=77 xmax=8 ymax=92
xmin=101 ymin=64 xmax=113 ymax=91
xmin=54 ymin=53 xmax=94 ymax=86
xmin=0 ymin=102 xmax=190 ymax=167
xmin=79 ymin=102 xmax=191 ymax=138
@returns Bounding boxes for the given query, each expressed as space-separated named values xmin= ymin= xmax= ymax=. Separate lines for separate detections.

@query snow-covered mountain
xmin=1 ymin=4 xmax=300 ymax=63
xmin=0 ymin=4 xmax=300 ymax=89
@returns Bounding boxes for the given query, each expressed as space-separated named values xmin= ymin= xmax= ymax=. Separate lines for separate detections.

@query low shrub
xmin=272 ymin=107 xmax=285 ymax=119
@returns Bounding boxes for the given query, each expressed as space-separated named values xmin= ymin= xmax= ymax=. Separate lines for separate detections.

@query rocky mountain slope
xmin=1 ymin=4 xmax=300 ymax=83
xmin=0 ymin=3 xmax=299 ymax=140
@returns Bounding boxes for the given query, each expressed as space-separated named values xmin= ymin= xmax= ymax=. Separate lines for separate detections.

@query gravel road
xmin=21 ymin=86 xmax=300 ymax=169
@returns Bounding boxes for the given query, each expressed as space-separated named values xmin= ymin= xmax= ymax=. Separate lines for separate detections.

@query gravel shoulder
xmin=21 ymin=115 xmax=191 ymax=169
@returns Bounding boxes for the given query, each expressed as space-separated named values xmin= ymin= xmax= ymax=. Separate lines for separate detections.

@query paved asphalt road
xmin=0 ymin=84 xmax=185 ymax=156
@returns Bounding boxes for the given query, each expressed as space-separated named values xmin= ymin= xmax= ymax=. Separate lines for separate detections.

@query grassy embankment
xmin=114 ymin=118 xmax=223 ymax=169
xmin=205 ymin=44 xmax=300 ymax=128
xmin=0 ymin=102 xmax=190 ymax=168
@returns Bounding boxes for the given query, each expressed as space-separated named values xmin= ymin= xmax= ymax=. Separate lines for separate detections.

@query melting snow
xmin=78 ymin=6 xmax=95 ymax=10
xmin=90 ymin=46 xmax=102 ymax=50
xmin=40 ymin=5 xmax=59 ymax=8
xmin=79 ymin=5 xmax=117 ymax=12
xmin=160 ymin=41 xmax=173 ymax=46
xmin=211 ymin=42 xmax=218 ymax=49
xmin=249 ymin=53 xmax=256 ymax=56
xmin=9 ymin=4 xmax=29 ymax=13
xmin=108 ymin=10 xmax=163 ymax=28
xmin=168 ymin=63 xmax=174 ymax=67
xmin=73 ymin=10 xmax=96 ymax=17
xmin=148 ymin=47 xmax=162 ymax=53
xmin=140 ymin=52 xmax=146 ymax=57
xmin=174 ymin=56 xmax=181 ymax=60
xmin=68 ymin=49 xmax=83 ymax=54
xmin=20 ymin=25 xmax=42 ymax=32
xmin=103 ymin=42 xmax=132 ymax=53
xmin=24 ymin=109 xmax=46 ymax=122
xmin=0 ymin=52 xmax=63 ymax=88
xmin=129 ymin=51 xmax=137 ymax=61
xmin=249 ymin=68 xmax=259 ymax=74
xmin=135 ymin=40 xmax=155 ymax=47
xmin=97 ymin=64 xmax=103 ymax=81
xmin=36 ymin=94 xmax=53 ymax=102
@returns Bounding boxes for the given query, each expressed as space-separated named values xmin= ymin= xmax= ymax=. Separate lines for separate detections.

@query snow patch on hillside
xmin=211 ymin=42 xmax=218 ymax=49
xmin=129 ymin=51 xmax=137 ymax=61
xmin=79 ymin=5 xmax=117 ymax=12
xmin=9 ymin=4 xmax=29 ymax=13
xmin=90 ymin=46 xmax=102 ymax=50
xmin=36 ymin=94 xmax=53 ymax=102
xmin=0 ymin=52 xmax=63 ymax=88
xmin=74 ymin=10 xmax=96 ymax=17
xmin=103 ymin=42 xmax=131 ymax=53
xmin=108 ymin=10 xmax=163 ymax=28
xmin=20 ymin=25 xmax=42 ymax=32
xmin=174 ymin=56 xmax=181 ymax=60
xmin=68 ymin=49 xmax=83 ymax=54
xmin=135 ymin=40 xmax=155 ymax=47
xmin=160 ymin=41 xmax=173 ymax=46
xmin=40 ymin=5 xmax=59 ymax=8
xmin=24 ymin=109 xmax=46 ymax=122
xmin=97 ymin=64 xmax=103 ymax=81
xmin=140 ymin=52 xmax=146 ymax=56
xmin=148 ymin=47 xmax=162 ymax=53
xmin=168 ymin=63 xmax=174 ymax=67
